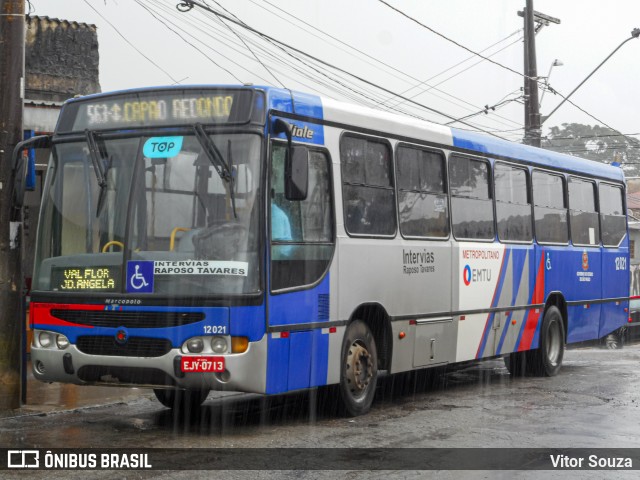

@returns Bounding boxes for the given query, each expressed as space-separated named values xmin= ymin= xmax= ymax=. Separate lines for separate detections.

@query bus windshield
xmin=33 ymin=132 xmax=262 ymax=297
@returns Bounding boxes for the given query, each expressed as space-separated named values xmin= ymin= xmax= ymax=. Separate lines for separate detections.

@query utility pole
xmin=0 ymin=0 xmax=25 ymax=410
xmin=519 ymin=1 xmax=560 ymax=147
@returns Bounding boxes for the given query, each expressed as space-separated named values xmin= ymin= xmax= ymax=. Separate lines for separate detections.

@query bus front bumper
xmin=30 ymin=334 xmax=268 ymax=394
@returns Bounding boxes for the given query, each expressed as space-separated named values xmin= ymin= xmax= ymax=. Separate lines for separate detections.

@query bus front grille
xmin=76 ymin=336 xmax=172 ymax=357
xmin=51 ymin=310 xmax=205 ymax=328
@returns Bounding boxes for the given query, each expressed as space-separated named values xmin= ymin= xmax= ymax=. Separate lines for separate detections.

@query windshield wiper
xmin=193 ymin=123 xmax=236 ymax=218
xmin=85 ymin=129 xmax=112 ymax=216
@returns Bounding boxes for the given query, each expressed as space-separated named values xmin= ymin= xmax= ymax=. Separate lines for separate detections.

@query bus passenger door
xmin=266 ymin=142 xmax=335 ymax=394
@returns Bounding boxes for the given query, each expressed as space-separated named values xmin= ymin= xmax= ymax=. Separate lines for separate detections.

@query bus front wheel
xmin=153 ymin=388 xmax=209 ymax=411
xmin=339 ymin=320 xmax=378 ymax=417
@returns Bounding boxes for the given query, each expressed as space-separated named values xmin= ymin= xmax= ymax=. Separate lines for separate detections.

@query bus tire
xmin=527 ymin=306 xmax=565 ymax=376
xmin=504 ymin=351 xmax=527 ymax=377
xmin=153 ymin=388 xmax=209 ymax=411
xmin=339 ymin=320 xmax=378 ymax=417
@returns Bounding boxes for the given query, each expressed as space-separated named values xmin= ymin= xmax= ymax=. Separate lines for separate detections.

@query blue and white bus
xmin=19 ymin=86 xmax=629 ymax=416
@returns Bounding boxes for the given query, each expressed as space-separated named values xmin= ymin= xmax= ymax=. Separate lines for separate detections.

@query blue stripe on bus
xmin=451 ymin=128 xmax=624 ymax=182
xmin=267 ymin=89 xmax=324 ymax=145
xmin=495 ymin=248 xmax=528 ymax=355
xmin=35 ymin=306 xmax=231 ymax=347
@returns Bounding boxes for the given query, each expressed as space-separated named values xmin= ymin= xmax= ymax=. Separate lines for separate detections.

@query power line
xmin=378 ymin=0 xmax=628 ymax=138
xmin=249 ymin=0 xmax=522 ymax=131
xmin=82 ymin=0 xmax=179 ymax=83
xmin=165 ymin=0 xmax=521 ymax=132
xmin=148 ymin=1 xmax=427 ymax=118
xmin=547 ymin=132 xmax=640 ymax=141
xmin=136 ymin=0 xmax=245 ymax=83
xmin=445 ymin=91 xmax=524 ymax=126
xmin=176 ymin=1 xmax=512 ymax=139
xmin=382 ymin=31 xmax=523 ymax=109
xmin=206 ymin=0 xmax=285 ymax=88
xmin=378 ymin=0 xmax=533 ymax=82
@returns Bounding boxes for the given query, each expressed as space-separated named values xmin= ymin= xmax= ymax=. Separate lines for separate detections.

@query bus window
xmin=568 ymin=177 xmax=599 ymax=246
xmin=340 ymin=135 xmax=396 ymax=236
xmin=494 ymin=163 xmax=532 ymax=243
xmin=533 ymin=171 xmax=568 ymax=244
xmin=396 ymin=145 xmax=448 ymax=239
xmin=599 ymin=183 xmax=626 ymax=247
xmin=449 ymin=155 xmax=494 ymax=241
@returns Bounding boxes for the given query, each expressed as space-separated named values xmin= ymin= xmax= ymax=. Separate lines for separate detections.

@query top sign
xmin=57 ymin=89 xmax=258 ymax=132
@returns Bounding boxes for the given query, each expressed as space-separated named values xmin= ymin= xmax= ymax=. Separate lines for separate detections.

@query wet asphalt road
xmin=2 ymin=344 xmax=640 ymax=479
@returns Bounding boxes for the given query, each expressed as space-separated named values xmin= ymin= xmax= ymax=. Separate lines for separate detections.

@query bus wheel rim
xmin=546 ymin=320 xmax=561 ymax=365
xmin=345 ymin=340 xmax=373 ymax=398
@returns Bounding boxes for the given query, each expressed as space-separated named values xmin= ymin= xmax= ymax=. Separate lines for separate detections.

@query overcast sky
xmin=29 ymin=0 xmax=640 ymax=143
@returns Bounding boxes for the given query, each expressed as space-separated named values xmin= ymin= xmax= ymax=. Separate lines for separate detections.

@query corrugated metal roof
xmin=627 ymin=192 xmax=640 ymax=210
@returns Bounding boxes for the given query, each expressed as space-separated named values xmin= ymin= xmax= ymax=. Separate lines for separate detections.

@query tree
xmin=543 ymin=123 xmax=640 ymax=176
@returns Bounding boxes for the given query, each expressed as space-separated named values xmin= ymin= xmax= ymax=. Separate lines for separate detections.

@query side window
xmin=569 ymin=177 xmax=599 ymax=246
xmin=396 ymin=145 xmax=448 ymax=238
xmin=494 ymin=163 xmax=532 ymax=242
xmin=599 ymin=183 xmax=626 ymax=247
xmin=532 ymin=171 xmax=568 ymax=244
xmin=449 ymin=155 xmax=494 ymax=240
xmin=340 ymin=135 xmax=396 ymax=236
xmin=270 ymin=145 xmax=334 ymax=291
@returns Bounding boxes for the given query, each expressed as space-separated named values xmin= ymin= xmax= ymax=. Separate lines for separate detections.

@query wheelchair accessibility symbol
xmin=126 ymin=261 xmax=154 ymax=293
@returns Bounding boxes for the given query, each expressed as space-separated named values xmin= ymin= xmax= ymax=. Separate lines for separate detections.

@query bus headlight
xmin=38 ymin=331 xmax=53 ymax=348
xmin=186 ymin=338 xmax=204 ymax=353
xmin=56 ymin=334 xmax=70 ymax=350
xmin=211 ymin=336 xmax=227 ymax=354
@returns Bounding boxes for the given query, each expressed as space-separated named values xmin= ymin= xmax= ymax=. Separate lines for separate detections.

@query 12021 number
xmin=615 ymin=257 xmax=627 ymax=271
xmin=203 ymin=325 xmax=227 ymax=334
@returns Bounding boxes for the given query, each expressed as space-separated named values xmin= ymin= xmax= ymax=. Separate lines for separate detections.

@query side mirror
xmin=11 ymin=135 xmax=51 ymax=219
xmin=285 ymin=146 xmax=308 ymax=201
xmin=272 ymin=118 xmax=309 ymax=201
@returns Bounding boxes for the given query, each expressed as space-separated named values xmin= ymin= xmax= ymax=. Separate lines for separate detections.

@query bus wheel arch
xmin=348 ymin=303 xmax=393 ymax=371
xmin=544 ymin=292 xmax=568 ymax=344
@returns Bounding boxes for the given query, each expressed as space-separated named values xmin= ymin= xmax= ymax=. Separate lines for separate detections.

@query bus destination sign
xmin=51 ymin=266 xmax=121 ymax=292
xmin=63 ymin=89 xmax=255 ymax=132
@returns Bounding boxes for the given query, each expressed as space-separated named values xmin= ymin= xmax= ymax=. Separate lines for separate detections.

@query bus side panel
xmin=454 ymin=242 xmax=506 ymax=362
xmin=547 ymin=247 xmax=603 ymax=343
xmin=266 ymin=334 xmax=290 ymax=394
xmin=288 ymin=331 xmax=313 ymax=391
xmin=265 ymin=325 xmax=331 ymax=393
xmin=310 ymin=328 xmax=330 ymax=387
xmin=600 ymin=242 xmax=630 ymax=337
xmin=266 ymin=277 xmax=331 ymax=393
xmin=542 ymin=247 xmax=601 ymax=343
xmin=230 ymin=305 xmax=266 ymax=341
xmin=268 ymin=275 xmax=330 ymax=327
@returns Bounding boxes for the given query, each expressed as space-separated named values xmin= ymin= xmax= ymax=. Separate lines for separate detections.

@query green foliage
xmin=543 ymin=123 xmax=640 ymax=175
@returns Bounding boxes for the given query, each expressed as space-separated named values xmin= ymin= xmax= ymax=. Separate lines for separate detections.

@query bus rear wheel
xmin=339 ymin=320 xmax=378 ymax=417
xmin=526 ymin=306 xmax=565 ymax=377
xmin=153 ymin=388 xmax=209 ymax=411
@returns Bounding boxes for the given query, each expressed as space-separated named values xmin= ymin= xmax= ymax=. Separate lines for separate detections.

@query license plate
xmin=181 ymin=356 xmax=225 ymax=373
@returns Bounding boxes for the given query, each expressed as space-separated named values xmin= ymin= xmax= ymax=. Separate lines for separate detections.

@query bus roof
xmin=63 ymin=85 xmax=625 ymax=183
